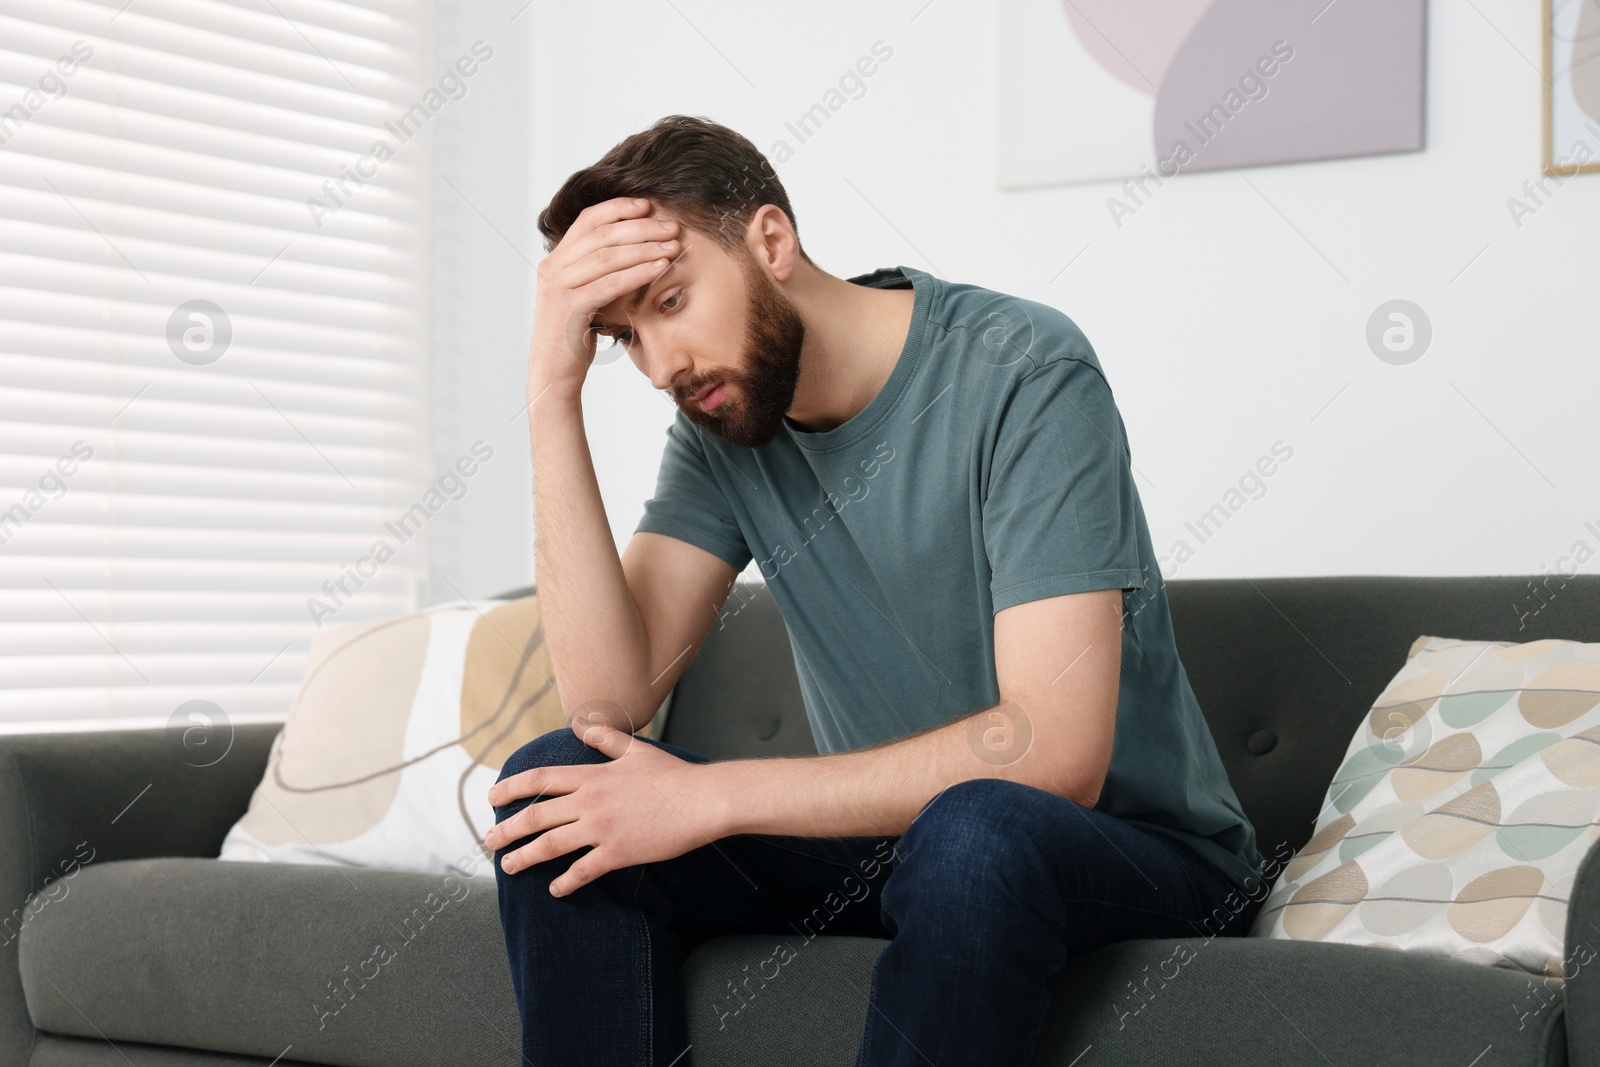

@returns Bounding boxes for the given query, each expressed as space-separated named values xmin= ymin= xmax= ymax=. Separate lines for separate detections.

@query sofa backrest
xmin=663 ymin=575 xmax=1600 ymax=878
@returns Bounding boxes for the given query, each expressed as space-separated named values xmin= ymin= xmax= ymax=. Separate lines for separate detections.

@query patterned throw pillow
xmin=219 ymin=594 xmax=671 ymax=877
xmin=1249 ymin=635 xmax=1600 ymax=978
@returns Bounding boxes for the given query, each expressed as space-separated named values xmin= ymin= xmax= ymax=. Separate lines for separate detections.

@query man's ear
xmin=745 ymin=204 xmax=800 ymax=284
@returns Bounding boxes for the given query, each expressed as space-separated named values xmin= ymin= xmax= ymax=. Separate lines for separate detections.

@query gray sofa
xmin=4 ymin=575 xmax=1594 ymax=1066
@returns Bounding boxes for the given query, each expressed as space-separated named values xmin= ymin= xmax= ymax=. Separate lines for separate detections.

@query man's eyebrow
xmin=614 ymin=245 xmax=689 ymax=320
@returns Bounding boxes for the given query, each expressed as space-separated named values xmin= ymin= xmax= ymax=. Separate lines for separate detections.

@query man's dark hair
xmin=537 ymin=114 xmax=814 ymax=265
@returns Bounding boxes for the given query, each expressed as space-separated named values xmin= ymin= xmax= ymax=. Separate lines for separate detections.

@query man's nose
xmin=644 ymin=347 xmax=690 ymax=394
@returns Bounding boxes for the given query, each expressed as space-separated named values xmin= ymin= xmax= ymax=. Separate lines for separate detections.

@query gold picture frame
xmin=1544 ymin=0 xmax=1600 ymax=176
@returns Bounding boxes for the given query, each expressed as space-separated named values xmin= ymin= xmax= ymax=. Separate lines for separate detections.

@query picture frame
xmin=996 ymin=0 xmax=1427 ymax=188
xmin=1544 ymin=0 xmax=1600 ymax=176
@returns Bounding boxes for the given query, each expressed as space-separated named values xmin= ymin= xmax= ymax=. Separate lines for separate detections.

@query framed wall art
xmin=1546 ymin=0 xmax=1600 ymax=176
xmin=998 ymin=0 xmax=1428 ymax=188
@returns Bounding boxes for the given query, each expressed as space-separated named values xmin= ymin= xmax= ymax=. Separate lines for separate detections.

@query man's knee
xmin=909 ymin=777 xmax=1067 ymax=849
xmin=890 ymin=779 xmax=1077 ymax=899
xmin=496 ymin=725 xmax=601 ymax=786
xmin=490 ymin=728 xmax=603 ymax=876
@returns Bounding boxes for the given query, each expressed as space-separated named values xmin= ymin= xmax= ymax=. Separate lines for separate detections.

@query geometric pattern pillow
xmin=218 ymin=594 xmax=671 ymax=878
xmin=1248 ymin=635 xmax=1600 ymax=979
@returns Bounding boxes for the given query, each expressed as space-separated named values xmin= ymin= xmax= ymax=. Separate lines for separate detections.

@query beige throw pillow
xmin=219 ymin=594 xmax=671 ymax=876
xmin=1249 ymin=635 xmax=1600 ymax=979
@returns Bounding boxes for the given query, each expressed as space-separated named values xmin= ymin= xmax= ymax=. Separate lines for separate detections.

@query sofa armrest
xmin=1566 ymin=836 xmax=1600 ymax=1066
xmin=0 ymin=721 xmax=281 ymax=1064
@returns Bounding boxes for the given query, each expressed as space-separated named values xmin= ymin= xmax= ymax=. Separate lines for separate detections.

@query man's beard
xmin=675 ymin=255 xmax=805 ymax=448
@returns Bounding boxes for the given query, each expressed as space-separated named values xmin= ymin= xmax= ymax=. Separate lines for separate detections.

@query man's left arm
xmin=708 ymin=586 xmax=1124 ymax=838
xmin=485 ymin=588 xmax=1126 ymax=895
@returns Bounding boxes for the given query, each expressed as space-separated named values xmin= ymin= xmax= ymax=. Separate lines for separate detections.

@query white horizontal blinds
xmin=0 ymin=0 xmax=434 ymax=729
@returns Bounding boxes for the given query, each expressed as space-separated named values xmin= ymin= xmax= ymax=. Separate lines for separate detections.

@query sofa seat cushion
xmin=29 ymin=1033 xmax=324 ymax=1066
xmin=680 ymin=933 xmax=1568 ymax=1067
xmin=23 ymin=859 xmax=1571 ymax=1067
xmin=17 ymin=858 xmax=521 ymax=1067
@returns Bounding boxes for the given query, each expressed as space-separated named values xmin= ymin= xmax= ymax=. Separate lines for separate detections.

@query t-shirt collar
xmin=784 ymin=264 xmax=933 ymax=453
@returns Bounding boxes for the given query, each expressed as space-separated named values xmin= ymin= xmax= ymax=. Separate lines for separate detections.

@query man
xmin=484 ymin=114 xmax=1264 ymax=1066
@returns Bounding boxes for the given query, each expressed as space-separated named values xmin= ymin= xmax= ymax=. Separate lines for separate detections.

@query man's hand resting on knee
xmin=484 ymin=716 xmax=731 ymax=896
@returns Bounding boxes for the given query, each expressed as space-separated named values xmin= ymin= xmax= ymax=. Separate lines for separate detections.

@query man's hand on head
xmin=483 ymin=715 xmax=730 ymax=896
xmin=527 ymin=195 xmax=681 ymax=410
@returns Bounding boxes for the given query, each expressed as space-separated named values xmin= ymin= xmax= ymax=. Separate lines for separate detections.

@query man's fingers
xmin=541 ymin=255 xmax=674 ymax=368
xmin=563 ymin=239 xmax=680 ymax=304
xmin=489 ymin=764 xmax=580 ymax=806
xmin=550 ymin=850 xmax=611 ymax=897
xmin=544 ymin=195 xmax=665 ymax=279
xmin=573 ymin=718 xmax=636 ymax=760
xmin=566 ymin=195 xmax=652 ymax=243
xmin=550 ymin=213 xmax=680 ymax=280
xmin=500 ymin=822 xmax=589 ymax=877
xmin=485 ymin=791 xmax=577 ymax=850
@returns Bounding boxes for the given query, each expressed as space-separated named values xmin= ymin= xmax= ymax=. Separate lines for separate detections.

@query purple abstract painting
xmin=998 ymin=0 xmax=1427 ymax=188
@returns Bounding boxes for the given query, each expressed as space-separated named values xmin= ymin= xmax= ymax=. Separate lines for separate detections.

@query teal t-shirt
xmin=633 ymin=263 xmax=1265 ymax=893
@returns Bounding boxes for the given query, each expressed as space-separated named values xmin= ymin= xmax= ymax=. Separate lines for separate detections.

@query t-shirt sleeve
xmin=983 ymin=356 xmax=1148 ymax=614
xmin=633 ymin=411 xmax=754 ymax=572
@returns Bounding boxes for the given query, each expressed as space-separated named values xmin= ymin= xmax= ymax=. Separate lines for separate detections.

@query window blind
xmin=0 ymin=0 xmax=433 ymax=732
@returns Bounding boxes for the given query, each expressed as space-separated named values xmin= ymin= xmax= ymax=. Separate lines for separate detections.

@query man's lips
xmin=694 ymin=381 xmax=727 ymax=412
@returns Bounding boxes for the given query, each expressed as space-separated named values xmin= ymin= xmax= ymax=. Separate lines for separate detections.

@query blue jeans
xmin=491 ymin=727 xmax=1244 ymax=1066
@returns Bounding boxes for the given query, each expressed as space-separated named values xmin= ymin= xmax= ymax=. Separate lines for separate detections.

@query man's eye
xmin=662 ymin=291 xmax=682 ymax=311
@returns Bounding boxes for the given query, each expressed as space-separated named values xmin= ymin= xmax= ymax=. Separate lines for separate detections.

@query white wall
xmin=520 ymin=0 xmax=1600 ymax=587
xmin=424 ymin=0 xmax=538 ymax=602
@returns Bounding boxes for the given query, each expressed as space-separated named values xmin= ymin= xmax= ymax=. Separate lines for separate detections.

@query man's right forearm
xmin=529 ymin=392 xmax=658 ymax=733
